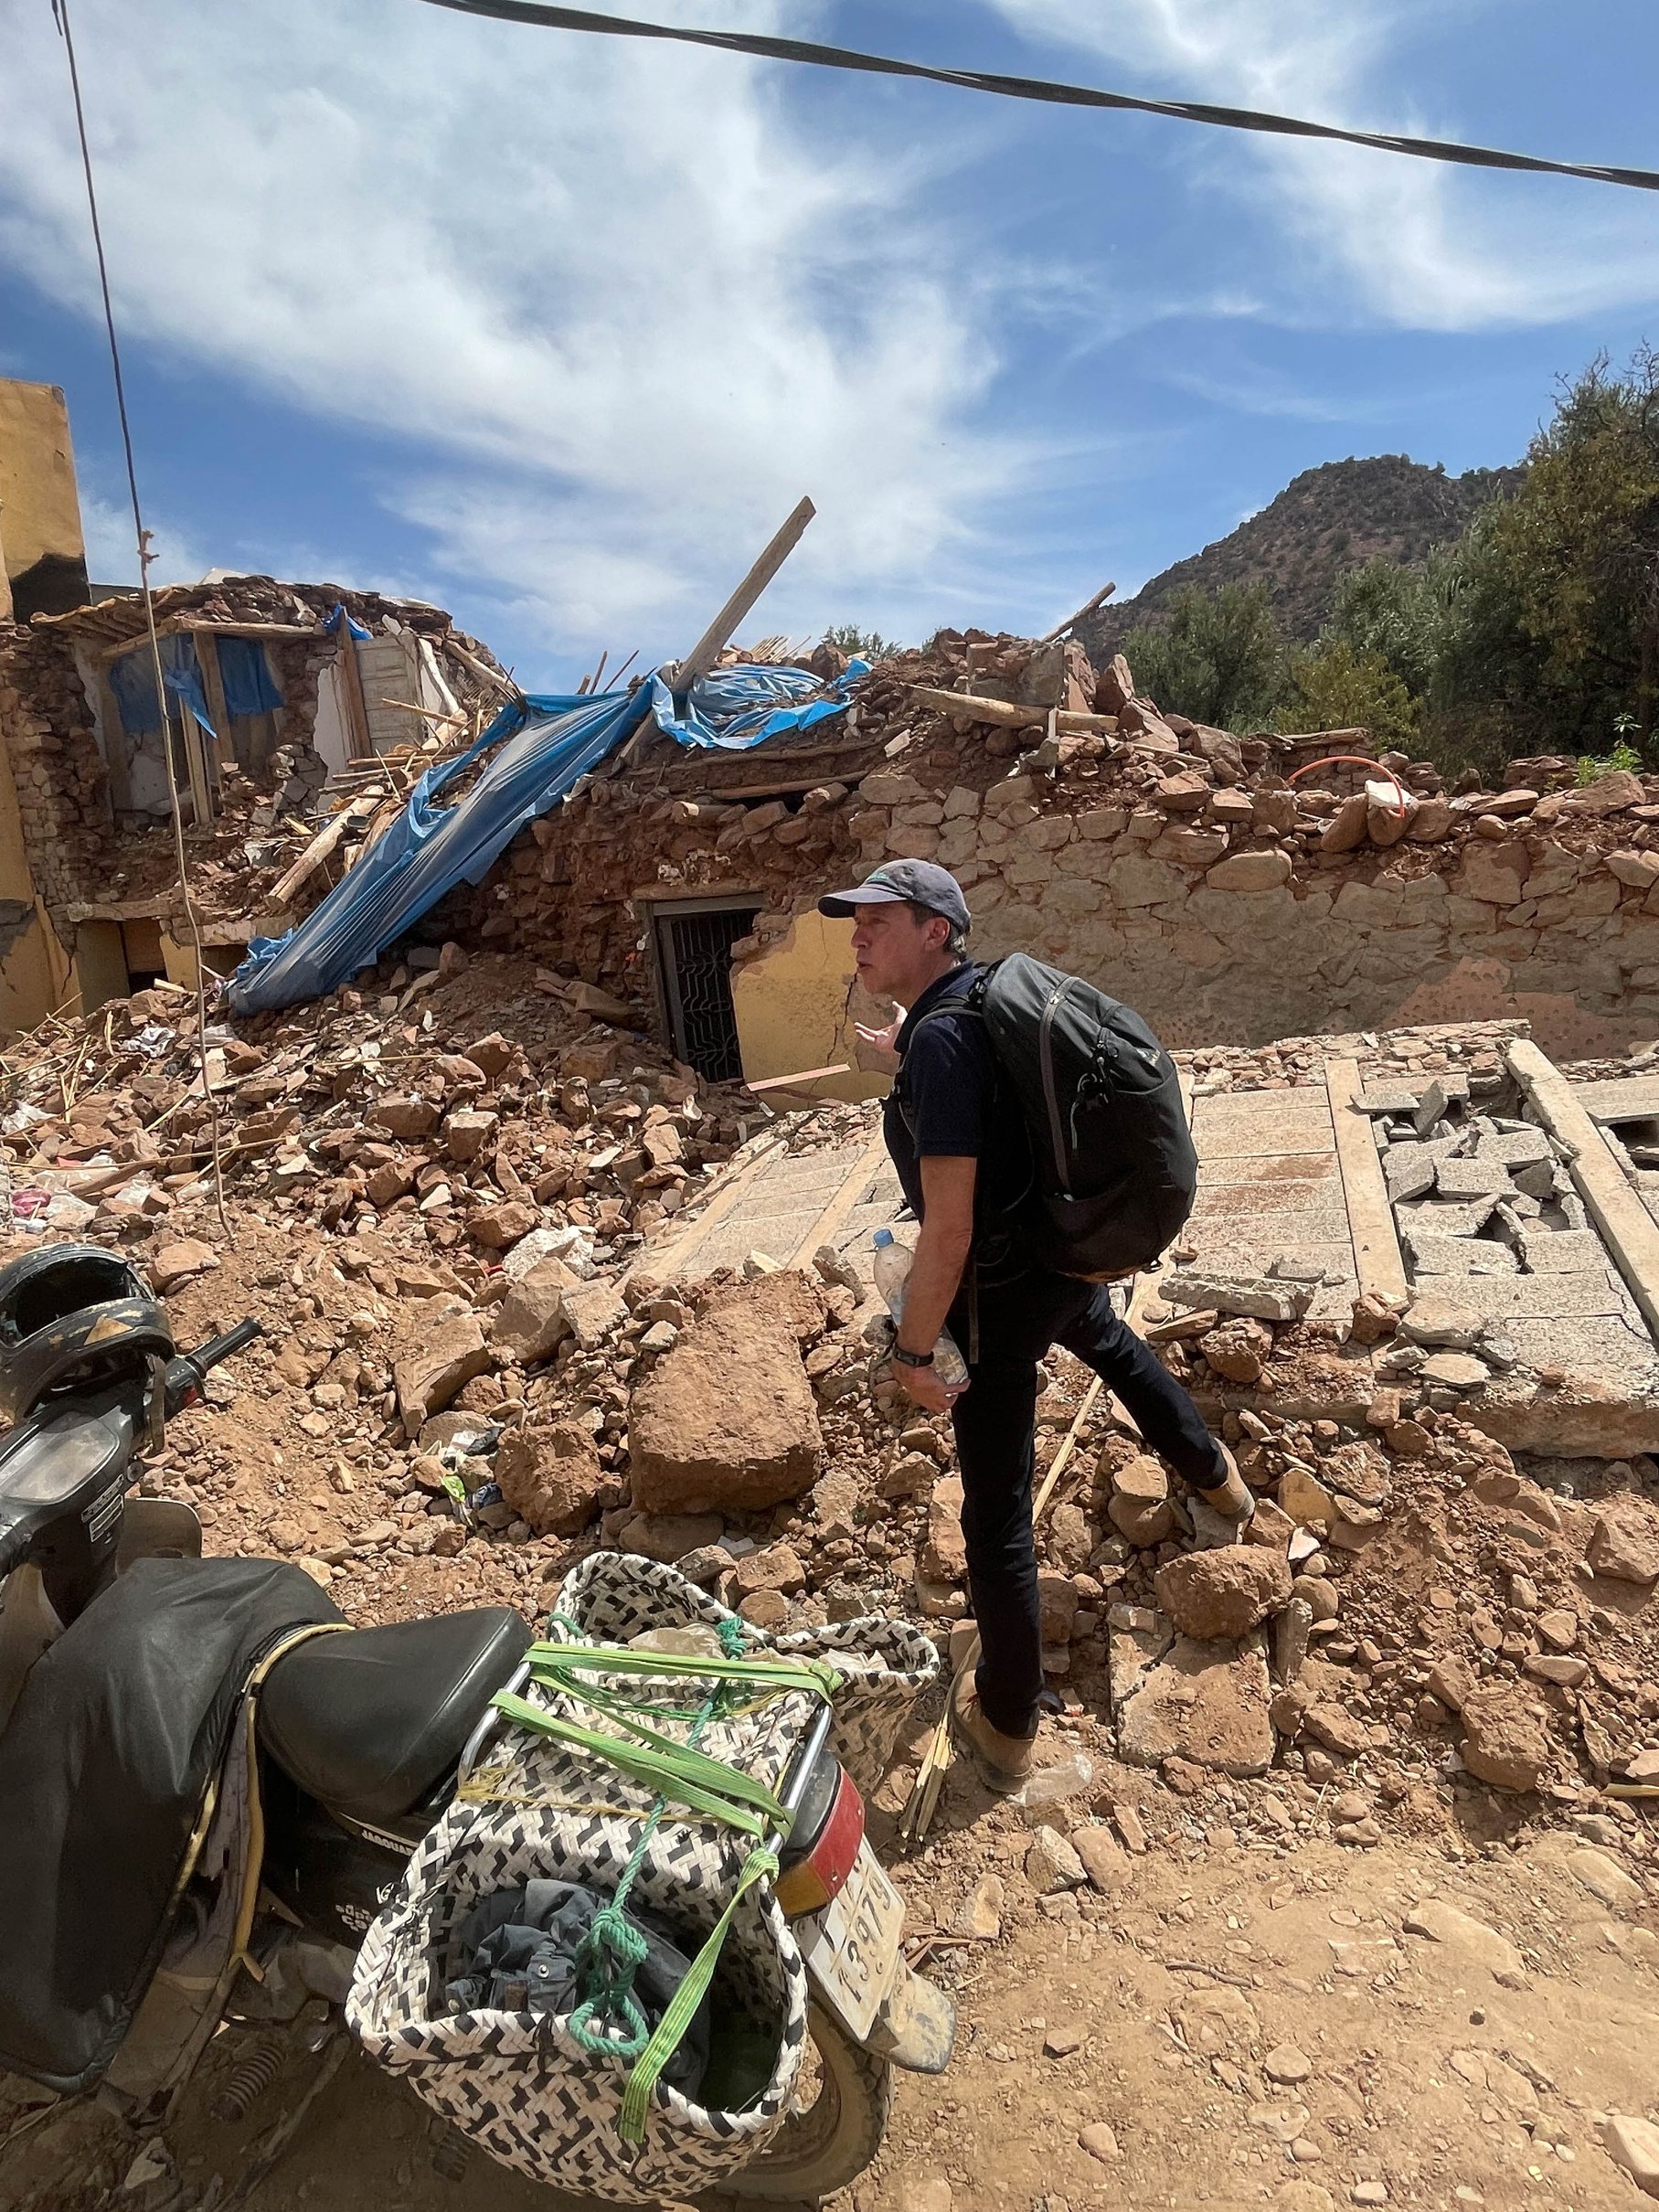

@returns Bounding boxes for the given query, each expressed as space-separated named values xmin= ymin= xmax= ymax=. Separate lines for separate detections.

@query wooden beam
xmin=267 ymin=796 xmax=378 ymax=909
xmin=745 ymin=1062 xmax=851 ymax=1095
xmin=96 ymin=618 xmax=319 ymax=663
xmin=1506 ymin=1038 xmax=1659 ymax=1343
xmin=195 ymin=631 xmax=234 ymax=769
xmin=668 ymin=496 xmax=816 ymax=694
xmin=335 ymin=628 xmax=375 ymax=762
xmin=909 ymin=685 xmax=1117 ymax=735
xmin=1036 ymin=580 xmax=1115 ymax=647
xmin=1324 ymin=1057 xmax=1409 ymax=1306
xmin=442 ymin=635 xmax=522 ymax=703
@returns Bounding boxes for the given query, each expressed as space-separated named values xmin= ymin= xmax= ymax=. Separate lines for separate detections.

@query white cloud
xmin=980 ymin=0 xmax=1659 ymax=333
xmin=0 ymin=0 xmax=1041 ymax=660
xmin=78 ymin=488 xmax=209 ymax=590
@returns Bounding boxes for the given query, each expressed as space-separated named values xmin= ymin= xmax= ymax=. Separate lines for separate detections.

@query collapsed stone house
xmin=448 ymin=630 xmax=1659 ymax=1097
xmin=0 ymin=375 xmax=513 ymax=1034
xmin=0 ymin=575 xmax=511 ymax=1032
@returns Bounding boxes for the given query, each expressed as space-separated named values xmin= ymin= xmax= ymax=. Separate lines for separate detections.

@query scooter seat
xmin=260 ymin=1607 xmax=531 ymax=1825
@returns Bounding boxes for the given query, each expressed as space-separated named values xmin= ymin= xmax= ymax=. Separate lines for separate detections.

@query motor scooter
xmin=0 ymin=1304 xmax=952 ymax=2200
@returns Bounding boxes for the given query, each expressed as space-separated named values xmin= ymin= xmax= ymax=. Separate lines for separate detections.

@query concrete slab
xmin=1194 ymin=1152 xmax=1341 ymax=1191
xmin=1190 ymin=1093 xmax=1334 ymax=1160
xmin=1572 ymin=1077 xmax=1659 ymax=1125
xmin=1428 ymin=1271 xmax=1630 ymax=1322
xmin=1404 ymin=1234 xmax=1520 ymax=1278
xmin=1519 ymin=1228 xmax=1620 ymax=1275
xmin=1186 ymin=1189 xmax=1352 ymax=1239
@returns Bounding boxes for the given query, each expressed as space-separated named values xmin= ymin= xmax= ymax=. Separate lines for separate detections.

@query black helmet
xmin=0 ymin=1244 xmax=175 ymax=1425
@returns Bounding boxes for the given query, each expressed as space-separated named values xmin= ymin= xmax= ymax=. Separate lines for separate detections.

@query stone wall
xmin=0 ymin=622 xmax=114 ymax=923
xmin=479 ymin=680 xmax=1659 ymax=1064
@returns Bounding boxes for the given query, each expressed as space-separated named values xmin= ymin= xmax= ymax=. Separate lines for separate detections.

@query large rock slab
xmin=1161 ymin=1269 xmax=1314 ymax=1323
xmin=629 ymin=1293 xmax=824 ymax=1514
xmin=1154 ymin=1548 xmax=1291 ymax=1641
xmin=495 ymin=1421 xmax=606 ymax=1536
xmin=1587 ymin=1495 xmax=1659 ymax=1584
xmin=490 ymin=1258 xmax=580 ymax=1366
xmin=1115 ymin=1634 xmax=1275 ymax=1776
xmin=392 ymin=1300 xmax=490 ymax=1429
xmin=1460 ymin=1684 xmax=1551 ymax=1792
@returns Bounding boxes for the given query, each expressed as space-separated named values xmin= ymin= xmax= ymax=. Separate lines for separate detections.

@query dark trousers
xmin=947 ymin=1269 xmax=1225 ymax=1739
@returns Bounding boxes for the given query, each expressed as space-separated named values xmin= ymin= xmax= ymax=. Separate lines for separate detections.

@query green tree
xmin=1290 ymin=639 xmax=1419 ymax=746
xmin=1121 ymin=581 xmax=1289 ymax=730
xmin=1481 ymin=348 xmax=1659 ymax=749
xmin=1320 ymin=557 xmax=1447 ymax=701
xmin=823 ymin=623 xmax=902 ymax=662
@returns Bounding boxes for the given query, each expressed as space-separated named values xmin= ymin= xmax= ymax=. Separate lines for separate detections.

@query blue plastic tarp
xmin=226 ymin=659 xmax=867 ymax=1016
xmin=217 ymin=635 xmax=285 ymax=718
xmin=108 ymin=634 xmax=215 ymax=739
xmin=322 ymin=603 xmax=371 ymax=643
xmin=229 ymin=686 xmax=649 ymax=1015
xmin=648 ymin=657 xmax=868 ymax=750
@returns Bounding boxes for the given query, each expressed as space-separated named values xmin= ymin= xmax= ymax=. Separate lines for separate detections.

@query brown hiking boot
xmin=950 ymin=1665 xmax=1037 ymax=1795
xmin=1192 ymin=1442 xmax=1255 ymax=1527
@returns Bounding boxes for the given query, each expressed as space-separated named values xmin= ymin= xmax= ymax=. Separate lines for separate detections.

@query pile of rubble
xmin=0 ymin=949 xmax=865 ymax=1262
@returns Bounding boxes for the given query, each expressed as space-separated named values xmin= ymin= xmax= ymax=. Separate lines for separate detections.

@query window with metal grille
xmin=654 ymin=904 xmax=760 ymax=1082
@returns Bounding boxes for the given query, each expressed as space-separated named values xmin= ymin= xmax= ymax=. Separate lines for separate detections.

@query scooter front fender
xmin=117 ymin=1496 xmax=203 ymax=1568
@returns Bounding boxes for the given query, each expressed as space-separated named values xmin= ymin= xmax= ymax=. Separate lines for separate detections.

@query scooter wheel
xmin=721 ymin=2003 xmax=891 ymax=2199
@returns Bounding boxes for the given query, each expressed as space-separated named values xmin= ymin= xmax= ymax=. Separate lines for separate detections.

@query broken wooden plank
xmin=909 ymin=685 xmax=1117 ymax=735
xmin=745 ymin=1062 xmax=851 ymax=1094
xmin=1324 ymin=1057 xmax=1409 ymax=1306
xmin=267 ymin=797 xmax=377 ymax=909
xmin=1036 ymin=580 xmax=1114 ymax=647
xmin=668 ymin=496 xmax=816 ymax=693
xmin=441 ymin=634 xmax=522 ymax=703
xmin=1506 ymin=1038 xmax=1659 ymax=1343
xmin=335 ymin=624 xmax=376 ymax=762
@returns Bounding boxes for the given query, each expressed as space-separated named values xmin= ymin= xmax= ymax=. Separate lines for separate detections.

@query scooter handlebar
xmin=164 ymin=1319 xmax=264 ymax=1416
xmin=188 ymin=1319 xmax=265 ymax=1371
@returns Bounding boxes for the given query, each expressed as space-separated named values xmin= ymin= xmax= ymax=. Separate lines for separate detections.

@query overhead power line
xmin=418 ymin=0 xmax=1659 ymax=196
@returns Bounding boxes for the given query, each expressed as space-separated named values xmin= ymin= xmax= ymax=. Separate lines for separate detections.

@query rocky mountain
xmin=1082 ymin=454 xmax=1524 ymax=655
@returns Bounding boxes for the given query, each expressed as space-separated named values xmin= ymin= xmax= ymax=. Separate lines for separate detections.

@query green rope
xmin=559 ymin=1610 xmax=775 ymax=2108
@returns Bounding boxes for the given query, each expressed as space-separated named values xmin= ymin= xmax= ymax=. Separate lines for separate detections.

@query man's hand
xmin=854 ymin=1005 xmax=905 ymax=1073
xmin=895 ymin=1357 xmax=965 ymax=1416
xmin=854 ymin=1005 xmax=905 ymax=1052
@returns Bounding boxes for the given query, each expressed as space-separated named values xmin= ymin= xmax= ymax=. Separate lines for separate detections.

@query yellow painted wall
xmin=0 ymin=380 xmax=88 ymax=619
xmin=731 ymin=909 xmax=891 ymax=1104
xmin=72 ymin=920 xmax=130 ymax=1016
xmin=0 ymin=909 xmax=68 ymax=1037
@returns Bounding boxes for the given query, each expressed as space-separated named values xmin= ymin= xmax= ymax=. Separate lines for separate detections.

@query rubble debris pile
xmin=0 ymin=576 xmax=510 ymax=959
xmin=476 ymin=628 xmax=1659 ymax=1059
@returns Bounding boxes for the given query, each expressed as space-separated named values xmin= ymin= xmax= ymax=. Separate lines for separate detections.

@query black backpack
xmin=912 ymin=953 xmax=1196 ymax=1281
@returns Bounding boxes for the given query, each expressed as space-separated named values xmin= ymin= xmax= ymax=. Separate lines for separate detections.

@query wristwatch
xmin=890 ymin=1344 xmax=935 ymax=1369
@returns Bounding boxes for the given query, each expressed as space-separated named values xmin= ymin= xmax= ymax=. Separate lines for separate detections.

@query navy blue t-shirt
xmin=883 ymin=963 xmax=1030 ymax=1270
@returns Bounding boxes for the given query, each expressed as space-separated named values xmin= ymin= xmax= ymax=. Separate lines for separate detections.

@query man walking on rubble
xmin=819 ymin=860 xmax=1252 ymax=1795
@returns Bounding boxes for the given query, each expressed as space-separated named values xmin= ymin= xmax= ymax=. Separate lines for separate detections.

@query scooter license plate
xmin=795 ymin=1836 xmax=904 ymax=2044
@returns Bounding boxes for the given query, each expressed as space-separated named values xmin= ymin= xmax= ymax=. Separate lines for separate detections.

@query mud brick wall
xmin=0 ymin=621 xmax=113 ymax=920
xmin=482 ymin=694 xmax=1659 ymax=1063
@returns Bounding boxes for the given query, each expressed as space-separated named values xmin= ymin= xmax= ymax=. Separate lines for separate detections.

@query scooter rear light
xmin=775 ymin=1763 xmax=865 ymax=1918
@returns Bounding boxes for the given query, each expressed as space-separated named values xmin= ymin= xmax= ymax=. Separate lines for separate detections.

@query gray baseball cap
xmin=818 ymin=860 xmax=971 ymax=931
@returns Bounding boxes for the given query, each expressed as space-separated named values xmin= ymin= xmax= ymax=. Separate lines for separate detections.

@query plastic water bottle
xmin=871 ymin=1228 xmax=971 ymax=1389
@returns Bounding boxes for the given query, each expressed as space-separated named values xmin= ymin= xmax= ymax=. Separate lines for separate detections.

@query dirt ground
xmin=9 ymin=1730 xmax=1659 ymax=2212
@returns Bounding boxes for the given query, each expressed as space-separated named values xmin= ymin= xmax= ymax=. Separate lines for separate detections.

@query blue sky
xmin=2 ymin=0 xmax=1655 ymax=691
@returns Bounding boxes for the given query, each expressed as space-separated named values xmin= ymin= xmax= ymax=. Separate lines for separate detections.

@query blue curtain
xmin=108 ymin=635 xmax=215 ymax=739
xmin=216 ymin=636 xmax=285 ymax=718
